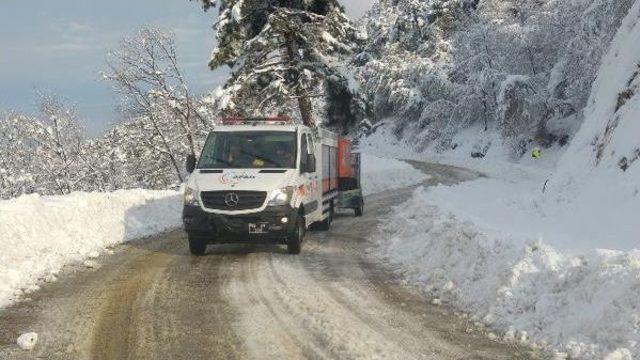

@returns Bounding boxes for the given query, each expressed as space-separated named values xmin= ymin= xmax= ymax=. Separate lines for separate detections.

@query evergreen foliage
xmin=198 ymin=0 xmax=365 ymax=128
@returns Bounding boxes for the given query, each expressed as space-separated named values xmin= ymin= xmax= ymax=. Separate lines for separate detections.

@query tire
xmin=354 ymin=201 xmax=364 ymax=217
xmin=188 ymin=235 xmax=207 ymax=256
xmin=287 ymin=216 xmax=304 ymax=255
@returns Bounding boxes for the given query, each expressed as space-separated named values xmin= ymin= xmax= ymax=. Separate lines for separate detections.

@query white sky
xmin=343 ymin=0 xmax=376 ymax=18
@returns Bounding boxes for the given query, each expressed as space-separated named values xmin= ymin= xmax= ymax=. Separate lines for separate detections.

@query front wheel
xmin=188 ymin=235 xmax=207 ymax=256
xmin=287 ymin=216 xmax=305 ymax=255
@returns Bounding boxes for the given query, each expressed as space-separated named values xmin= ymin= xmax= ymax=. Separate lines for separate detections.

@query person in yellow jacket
xmin=532 ymin=147 xmax=541 ymax=159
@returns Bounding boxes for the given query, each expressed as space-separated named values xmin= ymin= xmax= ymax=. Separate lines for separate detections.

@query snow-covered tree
xmin=80 ymin=119 xmax=187 ymax=191
xmin=198 ymin=0 xmax=361 ymax=127
xmin=1 ymin=28 xmax=221 ymax=199
xmin=0 ymin=112 xmax=38 ymax=197
xmin=103 ymin=27 xmax=212 ymax=183
xmin=355 ymin=0 xmax=636 ymax=157
xmin=0 ymin=95 xmax=86 ymax=197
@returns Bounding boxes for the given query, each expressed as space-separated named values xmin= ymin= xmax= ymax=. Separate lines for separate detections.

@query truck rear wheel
xmin=188 ymin=235 xmax=207 ymax=256
xmin=287 ymin=216 xmax=304 ymax=255
xmin=355 ymin=200 xmax=364 ymax=217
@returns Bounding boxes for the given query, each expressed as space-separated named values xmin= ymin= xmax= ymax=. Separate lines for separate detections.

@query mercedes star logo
xmin=224 ymin=193 xmax=240 ymax=207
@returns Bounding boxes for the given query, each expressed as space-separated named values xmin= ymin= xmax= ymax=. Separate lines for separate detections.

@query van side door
xmin=299 ymin=132 xmax=319 ymax=218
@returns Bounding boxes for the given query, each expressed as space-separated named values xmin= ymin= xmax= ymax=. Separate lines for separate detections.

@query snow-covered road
xmin=0 ymin=162 xmax=539 ymax=359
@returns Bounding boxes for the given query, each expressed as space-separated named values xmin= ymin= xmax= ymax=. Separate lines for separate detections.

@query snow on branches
xmin=356 ymin=0 xmax=636 ymax=157
xmin=1 ymin=28 xmax=217 ymax=199
xmin=0 ymin=95 xmax=88 ymax=197
xmin=103 ymin=27 xmax=214 ymax=183
xmin=202 ymin=0 xmax=364 ymax=128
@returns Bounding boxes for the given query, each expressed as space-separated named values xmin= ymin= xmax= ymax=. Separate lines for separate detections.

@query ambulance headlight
xmin=267 ymin=186 xmax=294 ymax=206
xmin=184 ymin=186 xmax=200 ymax=206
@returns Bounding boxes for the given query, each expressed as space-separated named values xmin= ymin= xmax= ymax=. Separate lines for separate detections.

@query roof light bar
xmin=222 ymin=116 xmax=293 ymax=125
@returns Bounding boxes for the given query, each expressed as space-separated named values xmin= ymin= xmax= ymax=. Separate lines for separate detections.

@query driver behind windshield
xmin=227 ymin=142 xmax=257 ymax=168
xmin=198 ymin=131 xmax=297 ymax=169
xmin=275 ymin=143 xmax=294 ymax=168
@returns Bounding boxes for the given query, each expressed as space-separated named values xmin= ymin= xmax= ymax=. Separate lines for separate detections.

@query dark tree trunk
xmin=283 ymin=32 xmax=314 ymax=127
xmin=296 ymin=94 xmax=314 ymax=127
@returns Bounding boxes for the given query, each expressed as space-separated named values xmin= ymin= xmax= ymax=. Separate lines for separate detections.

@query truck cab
xmin=182 ymin=118 xmax=340 ymax=255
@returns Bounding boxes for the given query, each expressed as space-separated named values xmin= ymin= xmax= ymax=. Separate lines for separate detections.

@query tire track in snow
xmin=89 ymin=246 xmax=173 ymax=359
xmin=255 ymin=246 xmax=412 ymax=359
xmin=141 ymin=252 xmax=245 ymax=360
xmin=234 ymin=252 xmax=328 ymax=359
xmin=297 ymin=237 xmax=450 ymax=359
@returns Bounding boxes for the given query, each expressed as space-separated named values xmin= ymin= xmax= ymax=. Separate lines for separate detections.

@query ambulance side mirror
xmin=186 ymin=154 xmax=197 ymax=174
xmin=303 ymin=154 xmax=316 ymax=173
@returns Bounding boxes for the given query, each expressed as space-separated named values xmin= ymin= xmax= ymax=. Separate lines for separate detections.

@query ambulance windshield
xmin=198 ymin=131 xmax=297 ymax=169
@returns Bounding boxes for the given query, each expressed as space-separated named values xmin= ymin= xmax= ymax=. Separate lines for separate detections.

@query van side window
xmin=307 ymin=134 xmax=315 ymax=154
xmin=300 ymin=134 xmax=309 ymax=169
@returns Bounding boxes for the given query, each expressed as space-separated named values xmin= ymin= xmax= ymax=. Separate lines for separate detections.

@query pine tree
xmin=198 ymin=0 xmax=360 ymax=127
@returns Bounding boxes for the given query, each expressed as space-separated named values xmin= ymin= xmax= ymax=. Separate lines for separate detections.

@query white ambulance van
xmin=182 ymin=117 xmax=363 ymax=255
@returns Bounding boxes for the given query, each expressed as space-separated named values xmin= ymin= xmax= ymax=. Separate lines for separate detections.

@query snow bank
xmin=360 ymin=154 xmax=427 ymax=195
xmin=0 ymin=189 xmax=181 ymax=308
xmin=372 ymin=189 xmax=640 ymax=358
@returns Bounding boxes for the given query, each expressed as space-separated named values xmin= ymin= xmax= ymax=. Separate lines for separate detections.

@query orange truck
xmin=335 ymin=138 xmax=363 ymax=217
xmin=319 ymin=135 xmax=363 ymax=217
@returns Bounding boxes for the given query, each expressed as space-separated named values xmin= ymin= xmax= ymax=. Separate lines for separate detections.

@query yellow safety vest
xmin=532 ymin=148 xmax=541 ymax=159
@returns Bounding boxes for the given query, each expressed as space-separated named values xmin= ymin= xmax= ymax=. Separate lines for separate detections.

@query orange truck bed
xmin=338 ymin=138 xmax=354 ymax=179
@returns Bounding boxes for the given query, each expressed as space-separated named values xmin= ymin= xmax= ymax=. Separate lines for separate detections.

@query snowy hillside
xmin=355 ymin=0 xmax=635 ymax=159
xmin=368 ymin=1 xmax=640 ymax=358
xmin=544 ymin=0 xmax=640 ymax=250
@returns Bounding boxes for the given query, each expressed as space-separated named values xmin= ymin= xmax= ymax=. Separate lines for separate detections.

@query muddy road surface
xmin=0 ymin=162 xmax=540 ymax=359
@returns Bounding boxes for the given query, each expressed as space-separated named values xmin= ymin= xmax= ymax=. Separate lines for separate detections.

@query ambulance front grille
xmin=200 ymin=191 xmax=267 ymax=211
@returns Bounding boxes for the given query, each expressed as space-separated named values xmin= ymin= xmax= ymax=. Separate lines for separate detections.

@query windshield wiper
xmin=200 ymin=157 xmax=233 ymax=168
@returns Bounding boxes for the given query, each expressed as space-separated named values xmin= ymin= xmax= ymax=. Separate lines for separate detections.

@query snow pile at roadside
xmin=373 ymin=188 xmax=640 ymax=359
xmin=0 ymin=189 xmax=181 ymax=308
xmin=360 ymin=154 xmax=427 ymax=195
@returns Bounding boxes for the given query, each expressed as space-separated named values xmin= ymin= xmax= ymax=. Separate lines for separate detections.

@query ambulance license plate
xmin=248 ymin=223 xmax=269 ymax=234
